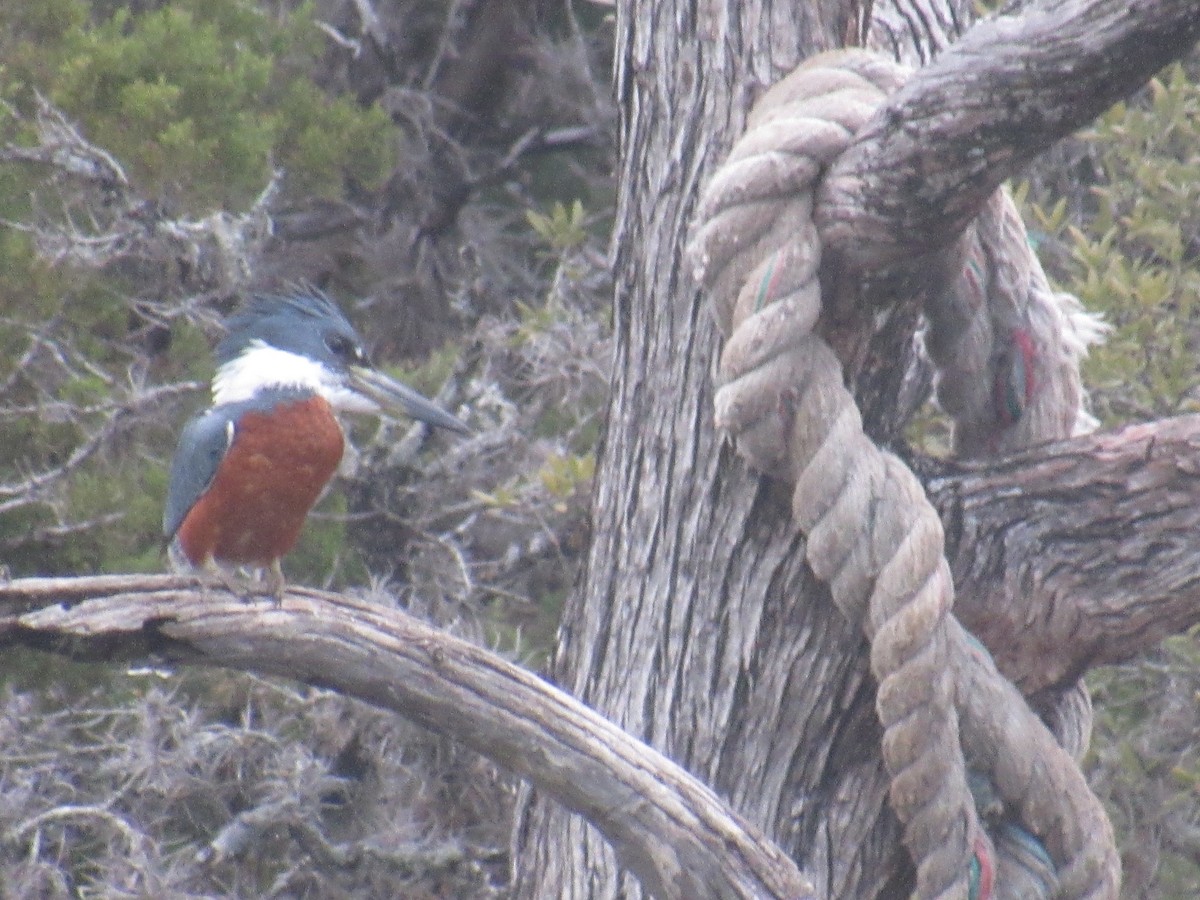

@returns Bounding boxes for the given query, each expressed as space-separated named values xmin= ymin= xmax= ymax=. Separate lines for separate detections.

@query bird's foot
xmin=188 ymin=561 xmax=285 ymax=604
xmin=264 ymin=560 xmax=287 ymax=606
xmin=197 ymin=564 xmax=255 ymax=602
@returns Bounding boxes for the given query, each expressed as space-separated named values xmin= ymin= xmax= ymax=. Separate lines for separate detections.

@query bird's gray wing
xmin=163 ymin=408 xmax=236 ymax=540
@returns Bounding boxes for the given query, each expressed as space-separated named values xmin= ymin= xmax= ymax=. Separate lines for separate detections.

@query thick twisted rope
xmin=926 ymin=188 xmax=1107 ymax=458
xmin=687 ymin=49 xmax=1119 ymax=899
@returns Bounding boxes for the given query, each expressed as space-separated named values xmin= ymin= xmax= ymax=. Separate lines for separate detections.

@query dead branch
xmin=2 ymin=93 xmax=273 ymax=295
xmin=0 ymin=380 xmax=201 ymax=522
xmin=819 ymin=0 xmax=1200 ymax=269
xmin=0 ymin=575 xmax=814 ymax=900
xmin=920 ymin=413 xmax=1200 ymax=694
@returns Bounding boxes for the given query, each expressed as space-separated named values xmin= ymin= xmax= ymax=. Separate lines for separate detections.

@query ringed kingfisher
xmin=163 ymin=290 xmax=467 ymax=597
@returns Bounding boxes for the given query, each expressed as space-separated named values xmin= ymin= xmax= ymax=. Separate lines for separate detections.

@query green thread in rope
xmin=754 ymin=249 xmax=784 ymax=313
xmin=970 ymin=834 xmax=995 ymax=900
xmin=963 ymin=255 xmax=985 ymax=294
xmin=1000 ymin=821 xmax=1055 ymax=874
xmin=969 ymin=855 xmax=982 ymax=899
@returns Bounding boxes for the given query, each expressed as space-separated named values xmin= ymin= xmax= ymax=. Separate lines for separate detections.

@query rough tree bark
xmin=514 ymin=4 xmax=916 ymax=897
xmin=818 ymin=0 xmax=1200 ymax=268
xmin=514 ymin=0 xmax=1199 ymax=898
xmin=921 ymin=414 xmax=1200 ymax=697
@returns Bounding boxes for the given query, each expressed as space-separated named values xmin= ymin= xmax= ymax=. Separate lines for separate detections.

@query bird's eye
xmin=325 ymin=333 xmax=361 ymax=362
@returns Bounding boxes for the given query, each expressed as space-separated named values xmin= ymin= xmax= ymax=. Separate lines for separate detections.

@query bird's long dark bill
xmin=349 ymin=366 xmax=469 ymax=433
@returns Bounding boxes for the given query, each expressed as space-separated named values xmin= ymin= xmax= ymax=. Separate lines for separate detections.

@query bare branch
xmin=0 ymin=576 xmax=815 ymax=900
xmin=10 ymin=804 xmax=149 ymax=858
xmin=0 ymin=380 xmax=201 ymax=516
xmin=0 ymin=93 xmax=130 ymax=190
xmin=819 ymin=0 xmax=1200 ymax=268
xmin=2 ymin=94 xmax=275 ymax=295
xmin=919 ymin=414 xmax=1200 ymax=694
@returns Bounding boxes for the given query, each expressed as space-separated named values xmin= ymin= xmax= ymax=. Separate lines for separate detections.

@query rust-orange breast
xmin=177 ymin=396 xmax=344 ymax=567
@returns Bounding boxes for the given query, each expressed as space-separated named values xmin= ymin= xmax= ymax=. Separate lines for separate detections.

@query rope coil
xmin=687 ymin=49 xmax=1119 ymax=899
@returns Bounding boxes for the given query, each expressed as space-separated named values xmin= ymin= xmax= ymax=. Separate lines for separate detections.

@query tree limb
xmin=0 ymin=576 xmax=814 ymax=900
xmin=918 ymin=414 xmax=1200 ymax=695
xmin=819 ymin=0 xmax=1200 ymax=268
xmin=806 ymin=0 xmax=1200 ymax=695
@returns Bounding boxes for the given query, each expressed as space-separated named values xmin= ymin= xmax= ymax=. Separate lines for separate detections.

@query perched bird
xmin=163 ymin=291 xmax=467 ymax=597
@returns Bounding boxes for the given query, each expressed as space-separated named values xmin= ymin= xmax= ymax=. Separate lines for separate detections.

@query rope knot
xmin=688 ymin=47 xmax=1119 ymax=900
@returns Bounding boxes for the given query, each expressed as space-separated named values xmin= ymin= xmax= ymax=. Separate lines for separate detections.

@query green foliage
xmin=512 ymin=296 xmax=564 ymax=345
xmin=383 ymin=343 xmax=461 ymax=399
xmin=286 ymin=489 xmax=367 ymax=589
xmin=1023 ymin=63 xmax=1200 ymax=423
xmin=526 ymin=199 xmax=588 ymax=252
xmin=537 ymin=451 xmax=594 ymax=504
xmin=1087 ymin=632 xmax=1200 ymax=897
xmin=2 ymin=0 xmax=396 ymax=210
xmin=273 ymin=79 xmax=395 ymax=198
xmin=0 ymin=0 xmax=400 ymax=582
xmin=482 ymin=584 xmax=568 ymax=672
xmin=1021 ymin=61 xmax=1200 ymax=898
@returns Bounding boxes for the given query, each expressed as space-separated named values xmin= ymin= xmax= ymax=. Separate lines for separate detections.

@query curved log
xmin=0 ymin=576 xmax=813 ymax=900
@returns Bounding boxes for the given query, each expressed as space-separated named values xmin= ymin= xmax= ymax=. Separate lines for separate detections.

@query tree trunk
xmin=513 ymin=3 xmax=935 ymax=897
xmin=513 ymin=0 xmax=1198 ymax=896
